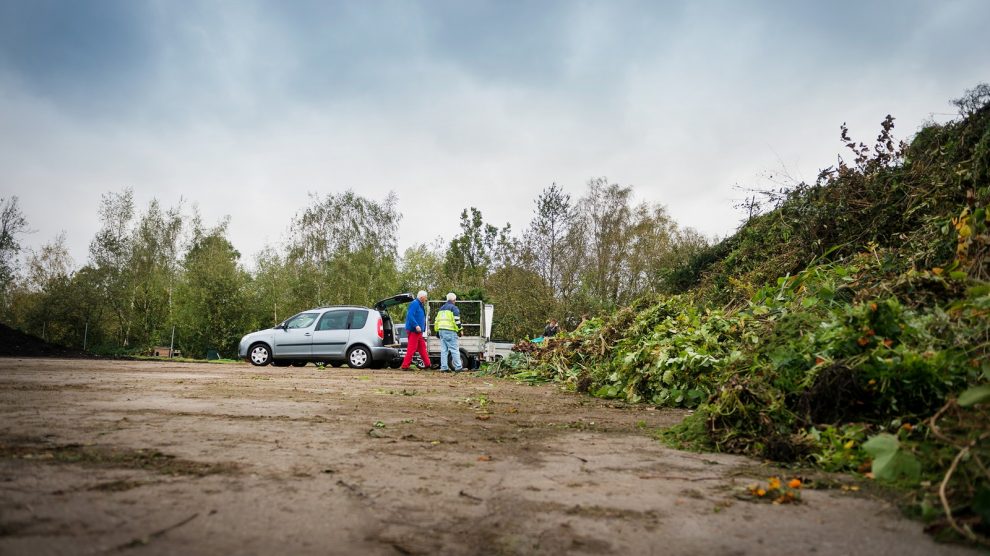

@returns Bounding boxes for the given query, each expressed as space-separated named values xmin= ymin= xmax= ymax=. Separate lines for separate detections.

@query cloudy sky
xmin=1 ymin=0 xmax=988 ymax=268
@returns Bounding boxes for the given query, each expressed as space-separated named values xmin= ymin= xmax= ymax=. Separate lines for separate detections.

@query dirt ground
xmin=0 ymin=358 xmax=975 ymax=555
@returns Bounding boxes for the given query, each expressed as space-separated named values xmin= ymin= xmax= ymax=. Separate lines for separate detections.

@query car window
xmin=286 ymin=313 xmax=319 ymax=329
xmin=348 ymin=310 xmax=369 ymax=330
xmin=316 ymin=310 xmax=349 ymax=331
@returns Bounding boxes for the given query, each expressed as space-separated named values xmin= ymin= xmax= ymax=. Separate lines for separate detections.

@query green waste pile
xmin=523 ymin=86 xmax=990 ymax=544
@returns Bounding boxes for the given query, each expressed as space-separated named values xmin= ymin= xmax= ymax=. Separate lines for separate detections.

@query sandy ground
xmin=0 ymin=358 xmax=975 ymax=555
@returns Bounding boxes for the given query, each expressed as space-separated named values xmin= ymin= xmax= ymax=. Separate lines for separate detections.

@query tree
xmin=250 ymin=245 xmax=290 ymax=326
xmin=128 ymin=199 xmax=184 ymax=349
xmin=88 ymin=189 xmax=136 ymax=346
xmin=577 ymin=178 xmax=634 ymax=307
xmin=286 ymin=191 xmax=401 ymax=308
xmin=444 ymin=207 xmax=512 ymax=287
xmin=0 ymin=196 xmax=29 ymax=313
xmin=398 ymin=242 xmax=446 ymax=294
xmin=174 ymin=221 xmax=250 ymax=358
xmin=621 ymin=202 xmax=677 ymax=298
xmin=25 ymin=231 xmax=72 ymax=291
xmin=19 ymin=232 xmax=80 ymax=344
xmin=485 ymin=263 xmax=554 ymax=341
xmin=523 ymin=184 xmax=575 ymax=297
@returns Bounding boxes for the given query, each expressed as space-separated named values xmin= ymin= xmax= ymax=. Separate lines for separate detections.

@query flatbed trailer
xmin=424 ymin=299 xmax=492 ymax=369
xmin=390 ymin=300 xmax=499 ymax=369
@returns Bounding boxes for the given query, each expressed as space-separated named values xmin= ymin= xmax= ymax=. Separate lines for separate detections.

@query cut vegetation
xmin=515 ymin=84 xmax=990 ymax=545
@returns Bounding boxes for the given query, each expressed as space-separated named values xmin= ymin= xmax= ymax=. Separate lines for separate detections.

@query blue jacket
xmin=405 ymin=299 xmax=426 ymax=333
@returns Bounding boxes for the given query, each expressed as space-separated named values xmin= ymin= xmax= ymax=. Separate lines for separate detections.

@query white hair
xmin=417 ymin=290 xmax=428 ymax=299
xmin=446 ymin=292 xmax=457 ymax=301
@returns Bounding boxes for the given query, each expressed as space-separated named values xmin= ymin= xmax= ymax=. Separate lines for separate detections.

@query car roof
xmin=298 ymin=305 xmax=370 ymax=312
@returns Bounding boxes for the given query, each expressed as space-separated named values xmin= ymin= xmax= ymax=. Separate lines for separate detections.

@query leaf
xmin=958 ymin=384 xmax=990 ymax=407
xmin=862 ymin=433 xmax=920 ymax=483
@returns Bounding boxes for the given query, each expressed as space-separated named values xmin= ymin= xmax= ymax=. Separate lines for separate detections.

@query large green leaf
xmin=958 ymin=384 xmax=990 ymax=408
xmin=862 ymin=433 xmax=921 ymax=483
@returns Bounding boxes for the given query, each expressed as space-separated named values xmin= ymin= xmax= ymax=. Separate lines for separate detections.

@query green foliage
xmin=173 ymin=225 xmax=251 ymax=358
xmin=862 ymin=433 xmax=921 ymax=484
xmin=524 ymin=91 xmax=990 ymax=543
xmin=959 ymin=384 xmax=990 ymax=407
xmin=805 ymin=424 xmax=868 ymax=472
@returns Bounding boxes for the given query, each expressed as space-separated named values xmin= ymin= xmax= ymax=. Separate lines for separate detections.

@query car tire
xmin=347 ymin=346 xmax=371 ymax=369
xmin=291 ymin=361 xmax=306 ymax=367
xmin=248 ymin=343 xmax=272 ymax=366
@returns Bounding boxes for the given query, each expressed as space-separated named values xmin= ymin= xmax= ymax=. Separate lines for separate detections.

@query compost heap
xmin=524 ymin=95 xmax=990 ymax=544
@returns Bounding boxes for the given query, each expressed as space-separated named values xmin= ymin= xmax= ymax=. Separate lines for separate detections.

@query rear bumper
xmin=371 ymin=346 xmax=398 ymax=362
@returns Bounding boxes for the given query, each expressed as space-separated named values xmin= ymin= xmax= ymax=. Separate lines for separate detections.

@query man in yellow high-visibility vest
xmin=433 ymin=292 xmax=463 ymax=372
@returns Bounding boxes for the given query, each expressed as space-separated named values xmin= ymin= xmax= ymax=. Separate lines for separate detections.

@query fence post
xmin=83 ymin=321 xmax=88 ymax=351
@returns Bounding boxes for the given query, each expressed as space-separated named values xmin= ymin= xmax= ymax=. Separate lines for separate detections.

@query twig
xmin=336 ymin=479 xmax=367 ymax=498
xmin=927 ymin=399 xmax=955 ymax=445
xmin=458 ymin=490 xmax=483 ymax=502
xmin=939 ymin=445 xmax=989 ymax=547
xmin=637 ymin=475 xmax=723 ymax=482
xmin=111 ymin=513 xmax=199 ymax=551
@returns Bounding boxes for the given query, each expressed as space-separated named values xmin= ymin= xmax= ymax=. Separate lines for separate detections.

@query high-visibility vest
xmin=434 ymin=308 xmax=460 ymax=332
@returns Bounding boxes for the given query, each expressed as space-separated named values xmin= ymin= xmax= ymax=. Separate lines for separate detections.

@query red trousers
xmin=401 ymin=330 xmax=431 ymax=369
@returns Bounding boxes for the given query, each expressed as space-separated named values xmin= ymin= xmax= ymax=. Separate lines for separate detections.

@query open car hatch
xmin=373 ymin=293 xmax=415 ymax=311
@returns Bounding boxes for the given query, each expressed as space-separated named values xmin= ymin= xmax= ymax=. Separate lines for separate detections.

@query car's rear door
xmin=273 ymin=312 xmax=319 ymax=357
xmin=312 ymin=309 xmax=351 ymax=358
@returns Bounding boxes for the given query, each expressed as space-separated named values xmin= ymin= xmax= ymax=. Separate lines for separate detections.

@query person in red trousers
xmin=400 ymin=290 xmax=431 ymax=370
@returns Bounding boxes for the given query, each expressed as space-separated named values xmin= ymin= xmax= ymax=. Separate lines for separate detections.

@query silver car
xmin=238 ymin=294 xmax=413 ymax=368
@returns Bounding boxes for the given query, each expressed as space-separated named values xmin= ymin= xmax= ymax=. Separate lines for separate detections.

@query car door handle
xmin=304 ymin=333 xmax=311 ymax=336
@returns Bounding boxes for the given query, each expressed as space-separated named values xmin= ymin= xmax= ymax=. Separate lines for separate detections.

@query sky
xmin=1 ymin=0 xmax=988 ymax=269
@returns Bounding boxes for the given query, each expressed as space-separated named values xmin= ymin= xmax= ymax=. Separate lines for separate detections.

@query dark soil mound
xmin=0 ymin=323 xmax=94 ymax=358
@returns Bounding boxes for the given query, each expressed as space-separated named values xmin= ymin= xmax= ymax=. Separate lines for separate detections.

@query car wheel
xmin=291 ymin=361 xmax=306 ymax=367
xmin=347 ymin=346 xmax=371 ymax=369
xmin=249 ymin=343 xmax=272 ymax=366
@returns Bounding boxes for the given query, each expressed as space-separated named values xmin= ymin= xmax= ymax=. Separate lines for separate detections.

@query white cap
xmin=417 ymin=290 xmax=428 ymax=299
xmin=446 ymin=292 xmax=457 ymax=301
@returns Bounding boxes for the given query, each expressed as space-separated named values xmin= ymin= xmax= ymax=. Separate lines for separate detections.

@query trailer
xmin=423 ymin=299 xmax=490 ymax=369
xmin=484 ymin=341 xmax=515 ymax=362
xmin=391 ymin=299 xmax=503 ymax=369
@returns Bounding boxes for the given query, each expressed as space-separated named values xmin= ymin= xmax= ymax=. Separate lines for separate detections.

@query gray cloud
xmin=1 ymin=0 xmax=988 ymax=269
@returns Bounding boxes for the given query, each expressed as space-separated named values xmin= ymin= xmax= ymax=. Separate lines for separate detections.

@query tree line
xmin=0 ymin=179 xmax=708 ymax=358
